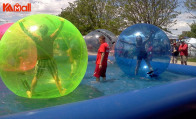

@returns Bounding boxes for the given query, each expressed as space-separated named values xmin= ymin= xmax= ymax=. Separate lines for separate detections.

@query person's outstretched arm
xmin=50 ymin=18 xmax=64 ymax=39
xmin=18 ymin=19 xmax=39 ymax=40
xmin=144 ymin=31 xmax=154 ymax=44
xmin=118 ymin=39 xmax=136 ymax=46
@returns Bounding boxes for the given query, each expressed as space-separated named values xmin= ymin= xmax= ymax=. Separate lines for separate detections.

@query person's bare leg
xmin=172 ymin=56 xmax=174 ymax=63
xmin=181 ymin=56 xmax=183 ymax=65
xmin=96 ymin=77 xmax=100 ymax=82
xmin=67 ymin=48 xmax=75 ymax=75
xmin=71 ymin=60 xmax=76 ymax=75
xmin=135 ymin=60 xmax=141 ymax=75
xmin=185 ymin=56 xmax=187 ymax=65
xmin=26 ymin=76 xmax=37 ymax=98
xmin=27 ymin=60 xmax=45 ymax=98
xmin=49 ymin=60 xmax=66 ymax=96
xmin=54 ymin=75 xmax=66 ymax=96
xmin=144 ymin=59 xmax=153 ymax=72
xmin=174 ymin=56 xmax=178 ymax=64
xmin=102 ymin=77 xmax=106 ymax=81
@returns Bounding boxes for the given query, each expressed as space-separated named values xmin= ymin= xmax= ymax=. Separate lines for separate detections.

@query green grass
xmin=175 ymin=57 xmax=196 ymax=62
xmin=188 ymin=57 xmax=196 ymax=62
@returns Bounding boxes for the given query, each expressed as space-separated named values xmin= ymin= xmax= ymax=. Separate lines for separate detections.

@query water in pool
xmin=0 ymin=61 xmax=195 ymax=116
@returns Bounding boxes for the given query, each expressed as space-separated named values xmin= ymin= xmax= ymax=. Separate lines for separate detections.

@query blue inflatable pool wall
xmin=1 ymin=55 xmax=196 ymax=119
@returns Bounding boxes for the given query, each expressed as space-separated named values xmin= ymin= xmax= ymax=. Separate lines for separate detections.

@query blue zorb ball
xmin=115 ymin=23 xmax=171 ymax=77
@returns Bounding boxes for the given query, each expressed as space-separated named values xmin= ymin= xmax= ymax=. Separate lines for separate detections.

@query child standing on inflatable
xmin=119 ymin=33 xmax=154 ymax=76
xmin=94 ymin=35 xmax=109 ymax=82
xmin=134 ymin=35 xmax=154 ymax=75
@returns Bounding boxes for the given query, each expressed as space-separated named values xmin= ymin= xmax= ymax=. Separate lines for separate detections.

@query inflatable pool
xmin=1 ymin=56 xmax=196 ymax=119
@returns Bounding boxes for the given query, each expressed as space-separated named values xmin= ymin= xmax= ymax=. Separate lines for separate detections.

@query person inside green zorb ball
xmin=0 ymin=14 xmax=88 ymax=98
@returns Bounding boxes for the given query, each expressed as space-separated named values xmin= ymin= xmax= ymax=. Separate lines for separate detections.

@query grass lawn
xmin=188 ymin=57 xmax=196 ymax=62
xmin=176 ymin=57 xmax=196 ymax=62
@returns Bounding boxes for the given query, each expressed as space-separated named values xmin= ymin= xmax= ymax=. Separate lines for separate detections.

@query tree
xmin=179 ymin=22 xmax=196 ymax=38
xmin=59 ymin=0 xmax=180 ymax=35
xmin=119 ymin=0 xmax=180 ymax=29
xmin=59 ymin=0 xmax=124 ymax=35
xmin=184 ymin=0 xmax=196 ymax=11
xmin=184 ymin=0 xmax=196 ymax=19
xmin=179 ymin=0 xmax=196 ymax=39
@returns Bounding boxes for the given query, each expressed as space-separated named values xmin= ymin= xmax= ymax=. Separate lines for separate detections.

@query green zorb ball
xmin=0 ymin=14 xmax=88 ymax=98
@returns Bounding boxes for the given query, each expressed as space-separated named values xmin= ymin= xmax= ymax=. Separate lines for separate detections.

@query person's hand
xmin=43 ymin=15 xmax=52 ymax=21
xmin=18 ymin=19 xmax=25 ymax=23
xmin=59 ymin=17 xmax=64 ymax=22
xmin=146 ymin=31 xmax=154 ymax=38
xmin=108 ymin=59 xmax=113 ymax=64
xmin=145 ymin=35 xmax=150 ymax=39
xmin=99 ymin=64 xmax=102 ymax=69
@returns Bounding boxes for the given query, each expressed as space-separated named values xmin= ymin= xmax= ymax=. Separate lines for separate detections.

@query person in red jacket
xmin=94 ymin=35 xmax=109 ymax=82
xmin=179 ymin=40 xmax=188 ymax=65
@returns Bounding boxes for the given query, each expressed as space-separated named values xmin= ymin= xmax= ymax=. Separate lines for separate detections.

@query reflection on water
xmin=0 ymin=82 xmax=103 ymax=116
xmin=0 ymin=62 xmax=195 ymax=116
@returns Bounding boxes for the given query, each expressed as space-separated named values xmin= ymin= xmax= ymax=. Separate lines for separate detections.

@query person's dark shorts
xmin=137 ymin=51 xmax=147 ymax=60
xmin=93 ymin=64 xmax=107 ymax=78
xmin=36 ymin=59 xmax=58 ymax=79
